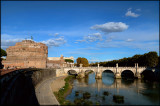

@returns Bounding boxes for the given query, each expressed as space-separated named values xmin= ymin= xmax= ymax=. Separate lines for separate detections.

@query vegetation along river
xmin=65 ymin=71 xmax=159 ymax=105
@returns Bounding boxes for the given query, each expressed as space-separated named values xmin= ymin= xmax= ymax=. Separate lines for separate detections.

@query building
xmin=47 ymin=55 xmax=65 ymax=68
xmin=2 ymin=40 xmax=48 ymax=69
xmin=47 ymin=55 xmax=74 ymax=68
xmin=64 ymin=56 xmax=74 ymax=61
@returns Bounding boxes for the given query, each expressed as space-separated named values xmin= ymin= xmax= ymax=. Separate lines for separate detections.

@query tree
xmin=65 ymin=59 xmax=73 ymax=63
xmin=76 ymin=57 xmax=89 ymax=67
xmin=1 ymin=49 xmax=7 ymax=57
xmin=0 ymin=49 xmax=7 ymax=69
xmin=145 ymin=51 xmax=158 ymax=67
xmin=89 ymin=51 xmax=159 ymax=67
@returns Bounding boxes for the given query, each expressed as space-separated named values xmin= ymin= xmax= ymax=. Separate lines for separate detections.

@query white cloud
xmin=41 ymin=36 xmax=66 ymax=47
xmin=85 ymin=33 xmax=102 ymax=42
xmin=126 ymin=39 xmax=134 ymax=42
xmin=76 ymin=32 xmax=103 ymax=43
xmin=96 ymin=39 xmax=159 ymax=52
xmin=106 ymin=39 xmax=112 ymax=42
xmin=125 ymin=8 xmax=140 ymax=17
xmin=54 ymin=33 xmax=59 ymax=36
xmin=76 ymin=47 xmax=100 ymax=50
xmin=106 ymin=36 xmax=114 ymax=42
xmin=1 ymin=39 xmax=23 ymax=50
xmin=90 ymin=22 xmax=129 ymax=33
xmin=76 ymin=40 xmax=86 ymax=42
xmin=48 ymin=33 xmax=59 ymax=37
xmin=128 ymin=8 xmax=132 ymax=11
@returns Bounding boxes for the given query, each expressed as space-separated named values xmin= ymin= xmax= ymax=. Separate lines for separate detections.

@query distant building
xmin=47 ymin=55 xmax=74 ymax=68
xmin=47 ymin=55 xmax=65 ymax=68
xmin=64 ymin=56 xmax=74 ymax=61
xmin=2 ymin=40 xmax=48 ymax=69
xmin=48 ymin=56 xmax=74 ymax=61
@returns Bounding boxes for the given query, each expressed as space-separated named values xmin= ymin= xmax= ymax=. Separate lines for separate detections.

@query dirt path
xmin=51 ymin=76 xmax=67 ymax=92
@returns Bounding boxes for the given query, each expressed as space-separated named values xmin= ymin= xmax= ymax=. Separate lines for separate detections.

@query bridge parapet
xmin=139 ymin=67 xmax=147 ymax=68
xmin=100 ymin=67 xmax=115 ymax=68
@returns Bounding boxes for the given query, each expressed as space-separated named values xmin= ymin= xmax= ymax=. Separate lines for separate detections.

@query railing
xmin=63 ymin=66 xmax=147 ymax=70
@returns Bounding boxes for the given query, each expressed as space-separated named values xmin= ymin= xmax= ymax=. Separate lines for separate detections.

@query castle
xmin=2 ymin=40 xmax=48 ymax=68
xmin=2 ymin=40 xmax=74 ymax=69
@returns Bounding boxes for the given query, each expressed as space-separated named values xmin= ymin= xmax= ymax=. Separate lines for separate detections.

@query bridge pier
xmin=95 ymin=72 xmax=102 ymax=79
xmin=135 ymin=72 xmax=141 ymax=79
xmin=76 ymin=72 xmax=85 ymax=78
xmin=115 ymin=72 xmax=121 ymax=79
xmin=115 ymin=63 xmax=121 ymax=79
xmin=135 ymin=63 xmax=141 ymax=79
xmin=95 ymin=64 xmax=102 ymax=79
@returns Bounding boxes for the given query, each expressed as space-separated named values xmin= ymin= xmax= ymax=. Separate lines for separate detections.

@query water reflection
xmin=102 ymin=71 xmax=115 ymax=85
xmin=66 ymin=72 xmax=159 ymax=105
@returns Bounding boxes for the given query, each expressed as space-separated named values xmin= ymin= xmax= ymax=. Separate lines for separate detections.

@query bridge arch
xmin=121 ymin=70 xmax=135 ymax=79
xmin=140 ymin=69 xmax=155 ymax=81
xmin=85 ymin=69 xmax=95 ymax=75
xmin=102 ymin=69 xmax=115 ymax=75
xmin=101 ymin=70 xmax=115 ymax=85
xmin=67 ymin=70 xmax=77 ymax=75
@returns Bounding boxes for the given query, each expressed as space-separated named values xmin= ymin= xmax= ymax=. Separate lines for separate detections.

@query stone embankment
xmin=0 ymin=68 xmax=58 ymax=105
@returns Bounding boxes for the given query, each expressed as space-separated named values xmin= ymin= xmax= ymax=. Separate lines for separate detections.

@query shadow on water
xmin=121 ymin=78 xmax=134 ymax=86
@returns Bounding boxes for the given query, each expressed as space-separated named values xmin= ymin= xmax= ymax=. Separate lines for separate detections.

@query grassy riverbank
xmin=54 ymin=75 xmax=75 ymax=105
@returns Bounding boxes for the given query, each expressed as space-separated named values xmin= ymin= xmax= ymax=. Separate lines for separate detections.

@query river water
xmin=66 ymin=72 xmax=160 ymax=105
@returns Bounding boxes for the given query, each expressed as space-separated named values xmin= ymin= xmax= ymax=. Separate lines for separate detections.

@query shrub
xmin=103 ymin=91 xmax=109 ymax=96
xmin=83 ymin=100 xmax=93 ymax=105
xmin=113 ymin=95 xmax=124 ymax=103
xmin=102 ymin=96 xmax=105 ymax=100
xmin=83 ymin=92 xmax=91 ymax=99
xmin=74 ymin=98 xmax=85 ymax=105
xmin=75 ymin=91 xmax=79 ymax=96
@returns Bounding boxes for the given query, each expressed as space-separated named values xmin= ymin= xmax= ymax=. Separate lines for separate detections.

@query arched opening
xmin=68 ymin=70 xmax=77 ymax=75
xmin=141 ymin=70 xmax=155 ymax=81
xmin=85 ymin=70 xmax=95 ymax=85
xmin=85 ymin=70 xmax=94 ymax=76
xmin=121 ymin=70 xmax=134 ymax=80
xmin=102 ymin=70 xmax=115 ymax=85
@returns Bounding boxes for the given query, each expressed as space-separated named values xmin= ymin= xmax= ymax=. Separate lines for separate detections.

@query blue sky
xmin=1 ymin=1 xmax=159 ymax=63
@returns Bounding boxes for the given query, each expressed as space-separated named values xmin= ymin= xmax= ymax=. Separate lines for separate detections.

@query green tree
xmin=65 ymin=59 xmax=73 ymax=63
xmin=0 ymin=49 xmax=7 ymax=69
xmin=76 ymin=57 xmax=89 ymax=67
xmin=1 ymin=49 xmax=7 ymax=57
xmin=90 ymin=51 xmax=159 ymax=67
xmin=145 ymin=51 xmax=158 ymax=67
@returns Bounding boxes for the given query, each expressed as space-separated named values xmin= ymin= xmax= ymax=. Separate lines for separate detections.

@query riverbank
xmin=53 ymin=75 xmax=75 ymax=105
xmin=51 ymin=76 xmax=67 ymax=92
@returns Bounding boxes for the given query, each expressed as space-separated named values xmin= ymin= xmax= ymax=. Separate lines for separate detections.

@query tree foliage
xmin=0 ymin=49 xmax=7 ymax=69
xmin=65 ymin=59 xmax=73 ymax=63
xmin=1 ymin=49 xmax=7 ymax=57
xmin=90 ymin=51 xmax=159 ymax=67
xmin=76 ymin=57 xmax=89 ymax=67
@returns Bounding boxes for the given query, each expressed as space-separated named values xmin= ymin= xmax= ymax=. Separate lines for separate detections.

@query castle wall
xmin=2 ymin=40 xmax=48 ymax=68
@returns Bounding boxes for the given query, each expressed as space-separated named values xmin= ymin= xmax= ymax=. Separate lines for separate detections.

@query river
xmin=65 ymin=72 xmax=160 ymax=105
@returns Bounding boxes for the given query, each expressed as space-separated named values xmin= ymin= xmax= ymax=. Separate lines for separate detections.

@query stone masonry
xmin=47 ymin=55 xmax=65 ymax=68
xmin=2 ymin=40 xmax=48 ymax=68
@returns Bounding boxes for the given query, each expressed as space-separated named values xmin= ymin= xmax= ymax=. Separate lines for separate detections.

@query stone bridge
xmin=60 ymin=63 xmax=155 ymax=79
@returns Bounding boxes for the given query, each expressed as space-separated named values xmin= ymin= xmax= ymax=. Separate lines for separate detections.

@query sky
xmin=1 ymin=1 xmax=159 ymax=63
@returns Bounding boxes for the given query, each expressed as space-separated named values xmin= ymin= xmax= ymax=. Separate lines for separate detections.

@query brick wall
xmin=2 ymin=40 xmax=48 ymax=68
